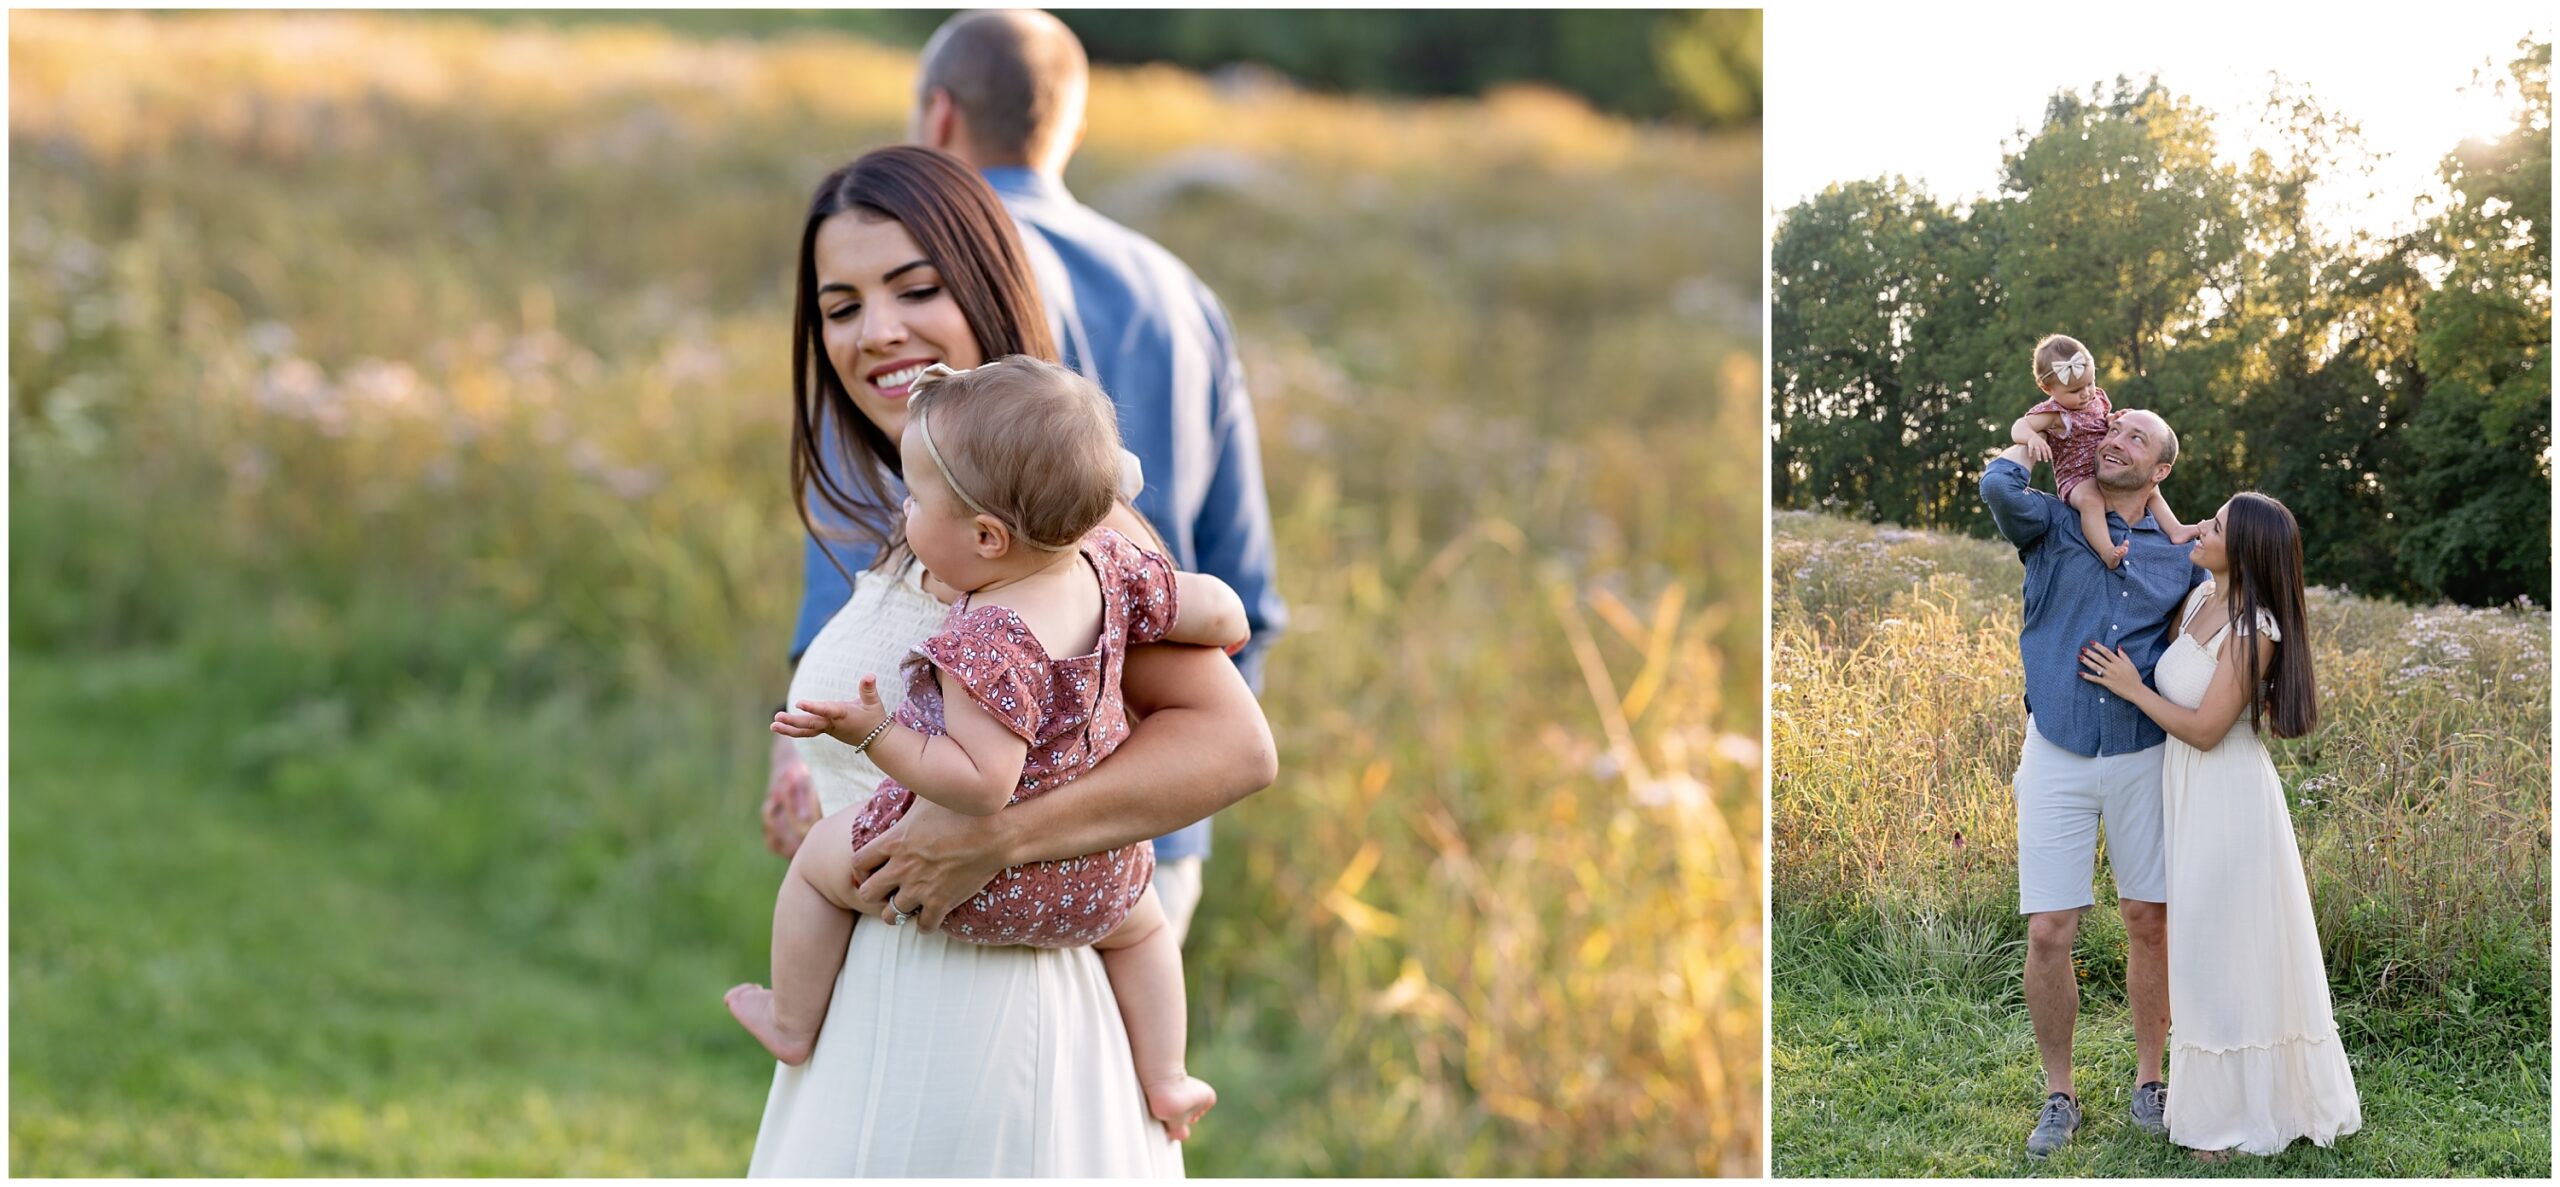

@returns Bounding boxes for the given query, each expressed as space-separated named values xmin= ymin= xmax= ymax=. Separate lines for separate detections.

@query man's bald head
xmin=914 ymin=10 xmax=1089 ymax=174
xmin=2095 ymin=408 xmax=2178 ymax=497
xmin=2139 ymin=410 xmax=2178 ymax=467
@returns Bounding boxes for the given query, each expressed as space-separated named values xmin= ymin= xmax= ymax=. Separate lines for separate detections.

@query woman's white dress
xmin=748 ymin=558 xmax=1182 ymax=1177
xmin=2158 ymin=583 xmax=2361 ymax=1155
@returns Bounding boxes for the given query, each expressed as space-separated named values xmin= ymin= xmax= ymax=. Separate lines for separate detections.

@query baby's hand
xmin=2024 ymin=434 xmax=2054 ymax=464
xmin=772 ymin=677 xmax=890 ymax=746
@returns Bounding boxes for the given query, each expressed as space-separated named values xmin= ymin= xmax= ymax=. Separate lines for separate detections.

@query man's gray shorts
xmin=2013 ymin=717 xmax=2167 ymax=913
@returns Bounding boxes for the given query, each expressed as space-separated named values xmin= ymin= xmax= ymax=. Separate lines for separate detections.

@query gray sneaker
xmin=2025 ymin=1092 xmax=2082 ymax=1157
xmin=2131 ymin=1080 xmax=2169 ymax=1136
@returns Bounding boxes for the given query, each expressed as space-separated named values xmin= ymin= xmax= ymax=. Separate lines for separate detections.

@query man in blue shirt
xmin=1979 ymin=408 xmax=2205 ymax=1156
xmin=762 ymin=9 xmax=1284 ymax=944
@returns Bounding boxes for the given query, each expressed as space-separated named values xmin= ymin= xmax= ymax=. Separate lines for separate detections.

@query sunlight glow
xmin=1768 ymin=3 xmax=2550 ymax=240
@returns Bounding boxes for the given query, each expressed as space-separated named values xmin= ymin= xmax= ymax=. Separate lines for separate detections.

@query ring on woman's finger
xmin=886 ymin=903 xmax=914 ymax=926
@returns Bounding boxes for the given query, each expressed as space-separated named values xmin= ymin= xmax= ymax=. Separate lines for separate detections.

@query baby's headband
xmin=2047 ymin=350 xmax=2092 ymax=387
xmin=909 ymin=361 xmax=1146 ymax=553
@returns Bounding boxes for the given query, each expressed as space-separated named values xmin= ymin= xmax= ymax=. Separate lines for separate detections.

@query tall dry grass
xmin=1772 ymin=511 xmax=2550 ymax=1020
xmin=10 ymin=10 xmax=1761 ymax=1175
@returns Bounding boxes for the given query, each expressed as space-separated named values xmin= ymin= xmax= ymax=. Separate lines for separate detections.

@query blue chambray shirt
xmin=1978 ymin=457 xmax=2206 ymax=758
xmin=788 ymin=166 xmax=1286 ymax=863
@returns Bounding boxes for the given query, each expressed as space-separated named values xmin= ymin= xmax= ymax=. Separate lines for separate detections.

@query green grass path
xmin=9 ymin=650 xmax=773 ymax=1175
xmin=1774 ymin=977 xmax=2550 ymax=1178
xmin=7 ymin=648 xmax=1358 ymax=1175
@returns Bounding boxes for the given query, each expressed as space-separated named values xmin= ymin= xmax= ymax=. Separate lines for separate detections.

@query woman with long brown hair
xmin=746 ymin=145 xmax=1270 ymax=1176
xmin=2078 ymin=492 xmax=2361 ymax=1159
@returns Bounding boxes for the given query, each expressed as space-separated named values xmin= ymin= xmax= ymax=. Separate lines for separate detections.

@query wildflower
xmin=340 ymin=358 xmax=423 ymax=412
xmin=247 ymin=320 xmax=296 ymax=357
xmin=1629 ymin=773 xmax=1708 ymax=810
xmin=257 ymin=356 xmax=348 ymax=435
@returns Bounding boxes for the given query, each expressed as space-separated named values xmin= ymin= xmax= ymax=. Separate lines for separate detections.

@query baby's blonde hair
xmin=909 ymin=355 xmax=1124 ymax=551
xmin=2033 ymin=333 xmax=2096 ymax=392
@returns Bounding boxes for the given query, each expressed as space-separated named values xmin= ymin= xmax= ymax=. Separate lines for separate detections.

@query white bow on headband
xmin=2049 ymin=351 xmax=2093 ymax=387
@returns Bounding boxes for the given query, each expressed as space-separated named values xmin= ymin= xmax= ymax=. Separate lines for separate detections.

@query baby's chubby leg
xmin=2066 ymin=481 xmax=2127 ymax=568
xmin=1096 ymin=887 xmax=1217 ymax=1140
xmin=726 ymin=807 xmax=867 ymax=1066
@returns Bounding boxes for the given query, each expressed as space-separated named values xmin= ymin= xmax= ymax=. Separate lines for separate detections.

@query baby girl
xmin=728 ymin=355 xmax=1240 ymax=1140
xmin=2009 ymin=333 xmax=2195 ymax=566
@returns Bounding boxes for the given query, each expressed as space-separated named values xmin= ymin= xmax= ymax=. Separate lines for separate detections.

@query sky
xmin=1765 ymin=2 xmax=2551 ymax=241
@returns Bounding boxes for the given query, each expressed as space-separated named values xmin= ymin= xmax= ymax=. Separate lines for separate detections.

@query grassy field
xmin=7 ymin=11 xmax=1764 ymax=1176
xmin=1769 ymin=511 xmax=2551 ymax=1177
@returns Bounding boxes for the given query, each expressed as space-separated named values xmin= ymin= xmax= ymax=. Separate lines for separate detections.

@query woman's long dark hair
xmin=790 ymin=146 xmax=1058 ymax=577
xmin=2221 ymin=492 xmax=2317 ymax=738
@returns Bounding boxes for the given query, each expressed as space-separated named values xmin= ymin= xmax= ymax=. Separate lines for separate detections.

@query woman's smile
xmin=866 ymin=357 xmax=941 ymax=401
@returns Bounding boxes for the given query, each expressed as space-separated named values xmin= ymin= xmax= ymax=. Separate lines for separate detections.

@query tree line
xmin=1057 ymin=9 xmax=1759 ymax=127
xmin=1773 ymin=41 xmax=2550 ymax=607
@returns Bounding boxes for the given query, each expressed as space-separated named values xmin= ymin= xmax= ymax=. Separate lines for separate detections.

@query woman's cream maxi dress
xmin=748 ymin=559 xmax=1182 ymax=1177
xmin=2158 ymin=583 xmax=2360 ymax=1155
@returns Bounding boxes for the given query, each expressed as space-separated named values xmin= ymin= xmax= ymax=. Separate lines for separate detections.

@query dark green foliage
xmin=1774 ymin=47 xmax=2552 ymax=606
xmin=2404 ymin=41 xmax=2554 ymax=605
xmin=1058 ymin=9 xmax=1761 ymax=126
xmin=1769 ymin=178 xmax=1998 ymax=525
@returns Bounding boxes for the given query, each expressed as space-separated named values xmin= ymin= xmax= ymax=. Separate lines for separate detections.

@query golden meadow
xmin=8 ymin=11 xmax=1762 ymax=1175
xmin=1772 ymin=511 xmax=2550 ymax=990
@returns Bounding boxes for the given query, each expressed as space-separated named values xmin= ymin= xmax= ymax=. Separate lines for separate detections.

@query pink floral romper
xmin=843 ymin=527 xmax=1177 ymax=948
xmin=2029 ymin=385 xmax=2112 ymax=502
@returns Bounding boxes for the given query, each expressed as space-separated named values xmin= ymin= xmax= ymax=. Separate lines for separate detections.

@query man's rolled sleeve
xmin=1980 ymin=456 xmax=2058 ymax=551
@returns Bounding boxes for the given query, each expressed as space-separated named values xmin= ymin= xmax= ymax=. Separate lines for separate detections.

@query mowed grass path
xmin=9 ymin=652 xmax=775 ymax=1174
xmin=1775 ymin=933 xmax=2549 ymax=1178
xmin=1769 ymin=512 xmax=2550 ymax=1178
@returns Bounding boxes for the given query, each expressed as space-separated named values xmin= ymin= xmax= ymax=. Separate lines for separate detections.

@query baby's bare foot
xmin=1144 ymin=1074 xmax=1217 ymax=1142
xmin=725 ymin=983 xmax=813 ymax=1066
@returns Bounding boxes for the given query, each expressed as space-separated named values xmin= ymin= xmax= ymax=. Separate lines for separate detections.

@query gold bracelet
xmin=849 ymin=716 xmax=894 ymax=755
